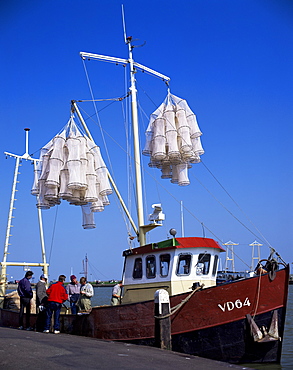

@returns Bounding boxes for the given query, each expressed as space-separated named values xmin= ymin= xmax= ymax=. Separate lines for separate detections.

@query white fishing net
xmin=31 ymin=115 xmax=112 ymax=228
xmin=143 ymin=93 xmax=204 ymax=186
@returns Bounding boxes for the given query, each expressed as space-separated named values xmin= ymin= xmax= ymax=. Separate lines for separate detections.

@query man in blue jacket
xmin=17 ymin=271 xmax=34 ymax=330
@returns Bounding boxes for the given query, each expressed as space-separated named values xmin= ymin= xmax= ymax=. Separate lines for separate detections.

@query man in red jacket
xmin=43 ymin=275 xmax=68 ymax=334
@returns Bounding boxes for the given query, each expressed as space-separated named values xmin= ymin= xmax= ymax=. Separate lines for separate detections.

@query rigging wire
xmin=133 ymin=82 xmax=273 ymax=270
xmin=122 ymin=65 xmax=133 ymax=240
xmin=137 ymin=100 xmax=169 ymax=240
xmin=81 ymin=58 xmax=133 ymax=238
xmin=136 ymin=80 xmax=271 ymax=249
xmin=200 ymin=160 xmax=273 ymax=249
xmin=137 ymin=99 xmax=150 ymax=232
xmin=87 ymin=260 xmax=110 ymax=280
xmin=189 ymin=168 xmax=266 ymax=244
xmin=82 ymin=57 xmax=114 ymax=165
xmin=48 ymin=205 xmax=59 ymax=264
xmin=79 ymin=60 xmax=269 ymax=268
xmin=73 ymin=98 xmax=218 ymax=242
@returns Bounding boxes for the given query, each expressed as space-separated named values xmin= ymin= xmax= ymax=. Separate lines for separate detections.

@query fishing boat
xmin=0 ymin=29 xmax=289 ymax=365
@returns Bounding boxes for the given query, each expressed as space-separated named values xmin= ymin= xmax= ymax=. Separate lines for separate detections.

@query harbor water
xmin=91 ymin=285 xmax=112 ymax=306
xmin=282 ymin=285 xmax=293 ymax=369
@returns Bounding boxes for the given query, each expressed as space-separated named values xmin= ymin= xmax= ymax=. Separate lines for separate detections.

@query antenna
xmin=121 ymin=4 xmax=127 ymax=44
xmin=5 ymin=128 xmax=35 ymax=161
xmin=24 ymin=128 xmax=30 ymax=158
xmin=180 ymin=201 xmax=185 ymax=237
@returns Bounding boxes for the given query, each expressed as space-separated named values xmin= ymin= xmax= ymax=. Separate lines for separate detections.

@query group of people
xmin=66 ymin=275 xmax=94 ymax=314
xmin=17 ymin=271 xmax=94 ymax=333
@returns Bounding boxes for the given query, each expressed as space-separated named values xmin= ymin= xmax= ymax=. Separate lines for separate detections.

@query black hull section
xmin=172 ymin=308 xmax=285 ymax=363
xmin=128 ymin=308 xmax=285 ymax=364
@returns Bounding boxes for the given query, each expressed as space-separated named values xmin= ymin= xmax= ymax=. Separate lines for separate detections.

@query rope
xmin=191 ymin=170 xmax=260 ymax=239
xmin=154 ymin=285 xmax=204 ymax=319
xmin=48 ymin=205 xmax=59 ymax=264
xmin=253 ymin=273 xmax=262 ymax=320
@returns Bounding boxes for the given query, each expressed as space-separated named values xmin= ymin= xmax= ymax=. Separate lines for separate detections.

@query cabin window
xmin=196 ymin=253 xmax=211 ymax=275
xmin=176 ymin=254 xmax=192 ymax=275
xmin=160 ymin=254 xmax=170 ymax=277
xmin=132 ymin=258 xmax=142 ymax=279
xmin=146 ymin=255 xmax=156 ymax=279
xmin=212 ymin=255 xmax=219 ymax=276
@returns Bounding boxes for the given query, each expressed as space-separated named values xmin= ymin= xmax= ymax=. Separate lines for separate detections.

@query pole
xmin=0 ymin=157 xmax=20 ymax=306
xmin=0 ymin=129 xmax=49 ymax=307
xmin=85 ymin=254 xmax=88 ymax=281
xmin=34 ymin=160 xmax=48 ymax=277
xmin=126 ymin=38 xmax=145 ymax=245
xmin=154 ymin=289 xmax=172 ymax=350
xmin=180 ymin=201 xmax=185 ymax=237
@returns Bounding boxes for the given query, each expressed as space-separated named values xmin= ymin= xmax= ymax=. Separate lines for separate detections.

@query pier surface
xmin=0 ymin=326 xmax=249 ymax=369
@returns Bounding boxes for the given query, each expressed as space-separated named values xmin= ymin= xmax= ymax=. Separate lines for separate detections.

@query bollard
xmin=154 ymin=289 xmax=172 ymax=350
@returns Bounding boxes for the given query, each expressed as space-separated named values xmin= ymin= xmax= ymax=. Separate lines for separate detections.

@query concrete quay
xmin=0 ymin=326 xmax=251 ymax=370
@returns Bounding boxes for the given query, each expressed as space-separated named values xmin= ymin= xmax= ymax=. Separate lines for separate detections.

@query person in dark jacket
xmin=36 ymin=274 xmax=48 ymax=308
xmin=43 ymin=275 xmax=68 ymax=334
xmin=35 ymin=273 xmax=48 ymax=332
xmin=17 ymin=270 xmax=34 ymax=330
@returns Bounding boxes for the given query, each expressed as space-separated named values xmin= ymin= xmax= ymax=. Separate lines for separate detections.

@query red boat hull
xmin=0 ymin=266 xmax=289 ymax=364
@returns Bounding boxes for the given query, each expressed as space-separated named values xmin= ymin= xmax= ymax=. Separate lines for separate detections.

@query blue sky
xmin=0 ymin=0 xmax=292 ymax=282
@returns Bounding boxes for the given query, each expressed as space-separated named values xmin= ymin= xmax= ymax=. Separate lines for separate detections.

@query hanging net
xmin=31 ymin=115 xmax=112 ymax=229
xmin=143 ymin=93 xmax=204 ymax=186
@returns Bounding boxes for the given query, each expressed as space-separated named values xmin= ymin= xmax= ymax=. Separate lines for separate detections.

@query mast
xmin=0 ymin=129 xmax=49 ymax=307
xmin=82 ymin=254 xmax=88 ymax=281
xmin=79 ymin=41 xmax=170 ymax=246
xmin=126 ymin=36 xmax=145 ymax=245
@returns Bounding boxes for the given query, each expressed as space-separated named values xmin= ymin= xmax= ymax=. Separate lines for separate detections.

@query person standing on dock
xmin=66 ymin=275 xmax=80 ymax=314
xmin=36 ymin=274 xmax=48 ymax=309
xmin=111 ymin=282 xmax=123 ymax=306
xmin=77 ymin=277 xmax=94 ymax=313
xmin=17 ymin=270 xmax=34 ymax=330
xmin=43 ymin=275 xmax=68 ymax=334
xmin=35 ymin=274 xmax=48 ymax=332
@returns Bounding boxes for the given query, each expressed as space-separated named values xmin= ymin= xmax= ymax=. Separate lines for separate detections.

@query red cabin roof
xmin=128 ymin=236 xmax=225 ymax=256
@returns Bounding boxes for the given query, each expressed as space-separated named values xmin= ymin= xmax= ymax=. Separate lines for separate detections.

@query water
xmin=91 ymin=286 xmax=112 ymax=306
xmin=282 ymin=285 xmax=293 ymax=369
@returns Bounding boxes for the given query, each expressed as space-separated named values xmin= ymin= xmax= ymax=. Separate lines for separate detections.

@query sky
xmin=0 ymin=0 xmax=292 ymax=283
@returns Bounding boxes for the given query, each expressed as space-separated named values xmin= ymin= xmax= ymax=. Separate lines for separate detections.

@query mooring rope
xmin=154 ymin=284 xmax=204 ymax=319
xmin=252 ymin=273 xmax=262 ymax=320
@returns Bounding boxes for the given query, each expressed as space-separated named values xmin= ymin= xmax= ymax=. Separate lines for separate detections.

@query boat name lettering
xmin=218 ymin=297 xmax=251 ymax=312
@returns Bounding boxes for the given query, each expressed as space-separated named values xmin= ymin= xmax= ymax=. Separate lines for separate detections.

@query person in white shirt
xmin=77 ymin=277 xmax=94 ymax=313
